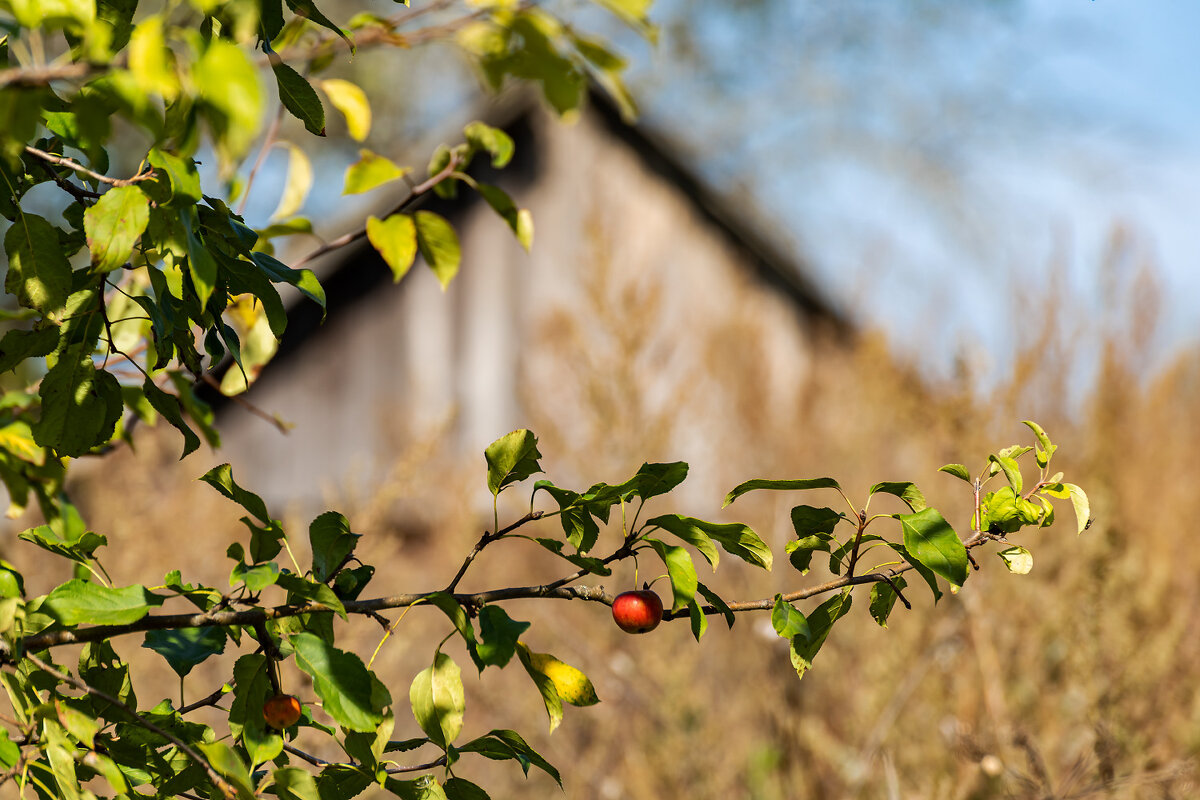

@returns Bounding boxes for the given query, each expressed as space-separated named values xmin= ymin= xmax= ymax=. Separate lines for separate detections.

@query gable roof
xmin=204 ymin=89 xmax=851 ymax=411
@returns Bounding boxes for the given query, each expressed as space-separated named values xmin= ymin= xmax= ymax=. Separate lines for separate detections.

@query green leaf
xmin=414 ymin=210 xmax=461 ymax=289
xmin=142 ymin=626 xmax=226 ymax=678
xmin=645 ymin=514 xmax=718 ymax=569
xmin=642 ymin=537 xmax=697 ymax=611
xmin=4 ymin=213 xmax=72 ymax=313
xmin=199 ymin=463 xmax=272 ymax=524
xmin=696 ymin=581 xmax=735 ymax=629
xmin=275 ymin=573 xmax=346 ymax=618
xmin=18 ymin=525 xmax=107 ymax=568
xmin=344 ymin=150 xmax=409 ymax=195
xmin=142 ymin=378 xmax=202 ymax=459
xmin=193 ymin=38 xmax=264 ymax=164
xmin=198 ymin=741 xmax=256 ymax=800
xmin=84 ymin=186 xmax=150 ymax=272
xmin=147 ymin=149 xmax=202 ymax=206
xmin=687 ymin=596 xmax=707 ymax=641
xmin=319 ymin=78 xmax=370 ymax=141
xmin=988 ymin=454 xmax=1023 ymax=494
xmin=231 ymin=560 xmax=280 ymax=593
xmin=789 ymin=589 xmax=852 ymax=680
xmin=648 ymin=514 xmax=771 ymax=570
xmin=0 ymin=326 xmax=58 ymax=373
xmin=457 ymin=729 xmax=560 ymax=786
xmin=33 ymin=354 xmax=122 ymax=457
xmin=274 ymin=766 xmax=321 ymax=800
xmin=938 ymin=463 xmax=971 ymax=482
xmin=484 ymin=429 xmax=542 ymax=495
xmin=409 ymin=651 xmax=464 ymax=748
xmin=228 ymin=655 xmax=282 ymax=767
xmin=867 ymin=482 xmax=927 ymax=513
xmin=475 ymin=183 xmax=533 ymax=252
xmin=444 ymin=777 xmax=490 ymax=800
xmin=365 ymin=213 xmax=418 ymax=281
xmin=531 ymin=481 xmax=601 ymax=553
xmin=997 ymin=545 xmax=1032 ymax=574
xmin=179 ymin=207 xmax=217 ymax=310
xmin=128 ymin=17 xmax=178 ymax=100
xmin=883 ymin=541 xmax=942 ymax=603
xmin=475 ymin=606 xmax=530 ymax=669
xmin=43 ymin=580 xmax=164 ymax=626
xmin=291 ymin=632 xmax=390 ymax=733
xmin=463 ymin=121 xmax=514 ymax=167
xmin=896 ymin=507 xmax=967 ymax=588
xmin=532 ymin=538 xmax=611 ymax=575
xmin=309 ymin=511 xmax=359 ymax=583
xmin=981 ymin=486 xmax=1042 ymax=534
xmin=1065 ymin=483 xmax=1091 ymax=534
xmin=250 ymin=251 xmax=326 ymax=314
xmin=622 ymin=461 xmax=689 ymax=500
xmin=868 ymin=576 xmax=907 ymax=628
xmin=422 ymin=592 xmax=478 ymax=653
xmin=723 ymin=477 xmax=841 ymax=508
xmin=272 ymin=62 xmax=325 ymax=136
xmin=771 ymin=594 xmax=810 ymax=640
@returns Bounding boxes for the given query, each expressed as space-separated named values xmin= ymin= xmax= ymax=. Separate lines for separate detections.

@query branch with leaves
xmin=0 ymin=423 xmax=1089 ymax=798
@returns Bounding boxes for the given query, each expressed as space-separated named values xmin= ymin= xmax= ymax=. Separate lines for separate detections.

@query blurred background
xmin=12 ymin=0 xmax=1200 ymax=797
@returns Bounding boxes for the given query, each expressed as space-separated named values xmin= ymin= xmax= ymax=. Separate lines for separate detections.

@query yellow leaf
xmin=526 ymin=649 xmax=599 ymax=707
xmin=319 ymin=79 xmax=371 ymax=141
xmin=271 ymin=143 xmax=313 ymax=220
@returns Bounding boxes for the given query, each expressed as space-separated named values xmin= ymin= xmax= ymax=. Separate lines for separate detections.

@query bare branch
xmin=24 ymin=146 xmax=157 ymax=188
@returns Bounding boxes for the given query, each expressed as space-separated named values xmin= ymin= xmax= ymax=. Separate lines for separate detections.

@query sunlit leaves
xmin=128 ymin=17 xmax=179 ymax=101
xmin=291 ymin=633 xmax=390 ymax=733
xmin=896 ymin=507 xmax=966 ymax=588
xmin=4 ymin=213 xmax=71 ymax=314
xmin=789 ymin=589 xmax=852 ymax=680
xmin=344 ymin=149 xmax=409 ymax=195
xmin=83 ymin=186 xmax=150 ymax=272
xmin=642 ymin=537 xmax=697 ymax=611
xmin=42 ymin=580 xmax=164 ymax=626
xmin=199 ymin=463 xmax=272 ymax=524
xmin=476 ymin=183 xmax=533 ymax=252
xmin=997 ymin=545 xmax=1033 ymax=574
xmin=193 ymin=39 xmax=263 ymax=165
xmin=271 ymin=144 xmax=314 ymax=220
xmin=647 ymin=515 xmax=772 ymax=570
xmin=319 ymin=79 xmax=371 ymax=141
xmin=484 ymin=429 xmax=542 ymax=496
xmin=409 ymin=651 xmax=464 ymax=748
xmin=414 ymin=210 xmax=461 ymax=289
xmin=366 ymin=214 xmax=418 ymax=282
xmin=869 ymin=576 xmax=907 ymax=628
xmin=516 ymin=643 xmax=597 ymax=733
xmin=723 ymin=477 xmax=841 ymax=508
xmin=32 ymin=351 xmax=122 ymax=457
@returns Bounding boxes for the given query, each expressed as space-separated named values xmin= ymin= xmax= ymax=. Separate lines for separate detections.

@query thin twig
xmin=291 ymin=152 xmax=463 ymax=270
xmin=20 ymin=653 xmax=237 ymax=800
xmin=0 ymin=62 xmax=95 ymax=88
xmin=24 ymin=146 xmax=156 ymax=188
xmin=238 ymin=94 xmax=289 ymax=216
xmin=199 ymin=373 xmax=292 ymax=434
xmin=178 ymin=685 xmax=229 ymax=714
xmin=444 ymin=511 xmax=544 ymax=593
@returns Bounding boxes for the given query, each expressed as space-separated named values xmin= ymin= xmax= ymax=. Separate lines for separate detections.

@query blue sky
xmin=619 ymin=0 xmax=1200 ymax=381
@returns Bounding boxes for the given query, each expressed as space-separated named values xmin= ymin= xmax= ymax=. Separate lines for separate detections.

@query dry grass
xmin=7 ymin=225 xmax=1199 ymax=799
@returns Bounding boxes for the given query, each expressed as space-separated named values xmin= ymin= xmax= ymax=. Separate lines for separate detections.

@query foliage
xmin=0 ymin=0 xmax=1092 ymax=797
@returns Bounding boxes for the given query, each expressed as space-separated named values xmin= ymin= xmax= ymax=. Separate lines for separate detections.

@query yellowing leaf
xmin=343 ymin=149 xmax=409 ymax=195
xmin=414 ymin=210 xmax=460 ymax=289
xmin=997 ymin=546 xmax=1033 ymax=575
xmin=365 ymin=214 xmax=417 ymax=282
xmin=525 ymin=649 xmax=599 ymax=707
xmin=271 ymin=143 xmax=313 ymax=220
xmin=319 ymin=79 xmax=371 ymax=141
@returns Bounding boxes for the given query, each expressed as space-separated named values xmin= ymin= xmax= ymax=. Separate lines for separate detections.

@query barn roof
xmin=206 ymin=88 xmax=852 ymax=409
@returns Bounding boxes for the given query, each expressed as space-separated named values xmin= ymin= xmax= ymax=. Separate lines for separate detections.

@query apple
xmin=612 ymin=589 xmax=664 ymax=634
xmin=262 ymin=694 xmax=302 ymax=730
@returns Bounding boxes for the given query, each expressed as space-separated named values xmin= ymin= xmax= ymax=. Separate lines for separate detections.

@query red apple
xmin=612 ymin=589 xmax=664 ymax=634
xmin=262 ymin=694 xmax=302 ymax=730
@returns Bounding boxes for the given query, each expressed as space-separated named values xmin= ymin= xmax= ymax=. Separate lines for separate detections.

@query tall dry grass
xmin=8 ymin=222 xmax=1198 ymax=799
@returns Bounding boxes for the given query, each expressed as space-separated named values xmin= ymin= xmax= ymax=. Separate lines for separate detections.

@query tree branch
xmin=18 ymin=653 xmax=238 ymax=800
xmin=23 ymin=146 xmax=157 ymax=188
xmin=291 ymin=152 xmax=463 ymax=270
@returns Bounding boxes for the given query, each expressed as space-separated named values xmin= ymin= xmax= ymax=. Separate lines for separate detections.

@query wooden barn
xmin=212 ymin=91 xmax=854 ymax=513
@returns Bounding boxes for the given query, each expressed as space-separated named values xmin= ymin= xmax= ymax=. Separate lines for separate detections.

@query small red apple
xmin=262 ymin=694 xmax=302 ymax=730
xmin=612 ymin=589 xmax=664 ymax=634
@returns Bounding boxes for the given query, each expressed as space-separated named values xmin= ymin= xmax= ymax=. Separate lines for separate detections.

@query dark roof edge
xmin=583 ymin=88 xmax=853 ymax=335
